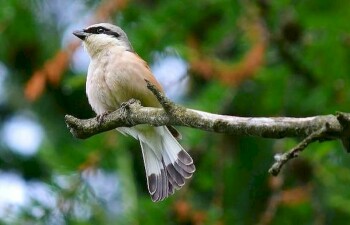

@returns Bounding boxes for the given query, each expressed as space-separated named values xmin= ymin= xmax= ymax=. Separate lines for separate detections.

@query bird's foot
xmin=120 ymin=99 xmax=141 ymax=114
xmin=119 ymin=99 xmax=141 ymax=125
xmin=120 ymin=98 xmax=138 ymax=110
xmin=96 ymin=111 xmax=112 ymax=125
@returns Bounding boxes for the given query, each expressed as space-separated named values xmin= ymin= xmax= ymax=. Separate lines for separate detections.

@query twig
xmin=145 ymin=79 xmax=176 ymax=113
xmin=268 ymin=123 xmax=332 ymax=176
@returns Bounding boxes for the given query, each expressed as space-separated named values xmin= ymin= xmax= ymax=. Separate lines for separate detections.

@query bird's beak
xmin=73 ymin=30 xmax=87 ymax=40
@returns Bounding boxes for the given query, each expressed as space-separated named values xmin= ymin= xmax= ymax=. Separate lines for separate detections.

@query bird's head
xmin=73 ymin=23 xmax=133 ymax=57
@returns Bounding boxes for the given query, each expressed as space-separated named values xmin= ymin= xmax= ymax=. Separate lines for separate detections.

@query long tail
xmin=133 ymin=126 xmax=195 ymax=202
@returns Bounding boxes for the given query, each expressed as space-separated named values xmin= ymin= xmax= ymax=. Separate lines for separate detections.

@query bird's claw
xmin=96 ymin=111 xmax=111 ymax=125
xmin=120 ymin=98 xmax=138 ymax=109
xmin=119 ymin=99 xmax=140 ymax=125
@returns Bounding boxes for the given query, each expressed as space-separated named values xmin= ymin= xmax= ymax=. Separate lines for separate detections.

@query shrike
xmin=73 ymin=23 xmax=195 ymax=202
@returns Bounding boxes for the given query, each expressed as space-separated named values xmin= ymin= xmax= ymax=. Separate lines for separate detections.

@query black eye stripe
xmin=104 ymin=30 xmax=120 ymax=38
xmin=84 ymin=26 xmax=121 ymax=38
xmin=84 ymin=26 xmax=108 ymax=34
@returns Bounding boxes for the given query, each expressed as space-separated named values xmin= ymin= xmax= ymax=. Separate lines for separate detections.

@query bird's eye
xmin=97 ymin=28 xmax=105 ymax=34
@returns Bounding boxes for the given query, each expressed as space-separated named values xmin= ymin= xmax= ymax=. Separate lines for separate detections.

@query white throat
xmin=83 ymin=34 xmax=128 ymax=58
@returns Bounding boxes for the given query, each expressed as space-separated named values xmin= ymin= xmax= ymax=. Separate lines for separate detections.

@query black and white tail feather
xmin=118 ymin=126 xmax=195 ymax=202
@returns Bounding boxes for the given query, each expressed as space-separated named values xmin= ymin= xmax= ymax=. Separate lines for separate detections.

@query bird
xmin=73 ymin=23 xmax=195 ymax=202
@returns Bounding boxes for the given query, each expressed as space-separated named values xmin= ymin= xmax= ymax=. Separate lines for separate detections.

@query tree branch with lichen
xmin=64 ymin=80 xmax=350 ymax=176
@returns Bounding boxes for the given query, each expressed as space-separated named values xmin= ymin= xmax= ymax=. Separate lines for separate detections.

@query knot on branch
xmin=336 ymin=112 xmax=350 ymax=152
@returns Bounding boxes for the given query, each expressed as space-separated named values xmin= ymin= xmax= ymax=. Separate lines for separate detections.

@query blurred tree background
xmin=1 ymin=0 xmax=350 ymax=224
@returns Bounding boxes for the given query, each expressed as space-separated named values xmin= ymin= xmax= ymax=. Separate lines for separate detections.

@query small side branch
xmin=268 ymin=123 xmax=334 ymax=176
xmin=145 ymin=79 xmax=175 ymax=112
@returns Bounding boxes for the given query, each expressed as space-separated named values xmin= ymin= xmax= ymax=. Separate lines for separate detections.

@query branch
xmin=65 ymin=81 xmax=350 ymax=176
xmin=268 ymin=123 xmax=331 ymax=176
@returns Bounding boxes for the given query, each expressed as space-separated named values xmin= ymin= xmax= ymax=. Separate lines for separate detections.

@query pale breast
xmin=86 ymin=54 xmax=120 ymax=114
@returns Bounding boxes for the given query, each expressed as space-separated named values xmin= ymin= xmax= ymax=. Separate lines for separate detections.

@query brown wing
xmin=106 ymin=50 xmax=165 ymax=108
xmin=133 ymin=53 xmax=164 ymax=92
xmin=112 ymin=52 xmax=182 ymax=139
xmin=120 ymin=52 xmax=182 ymax=139
xmin=125 ymin=51 xmax=164 ymax=108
